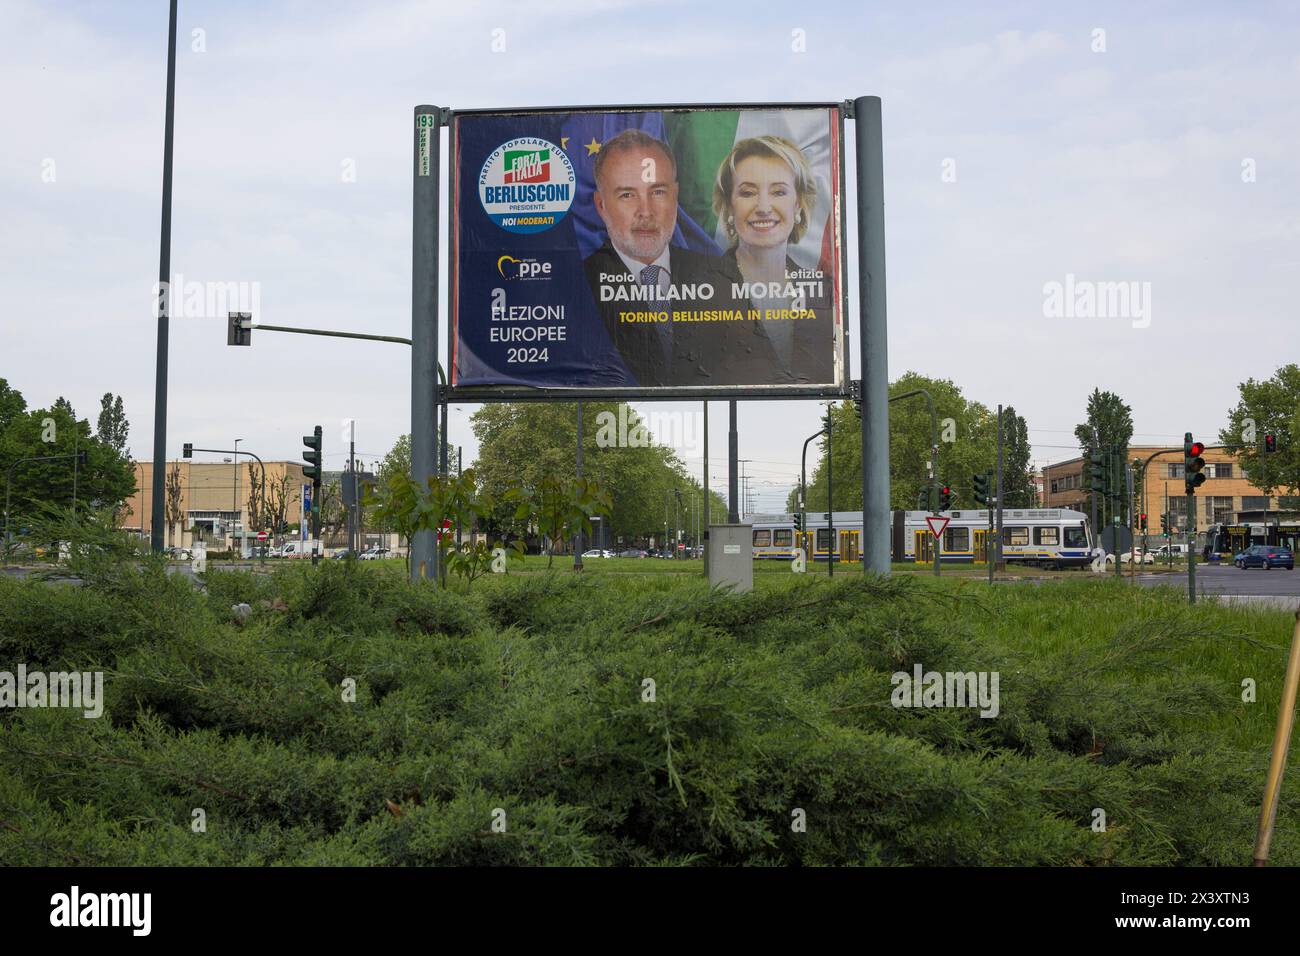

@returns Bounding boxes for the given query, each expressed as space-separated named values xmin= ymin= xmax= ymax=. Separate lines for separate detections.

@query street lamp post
xmin=233 ymin=438 xmax=242 ymax=555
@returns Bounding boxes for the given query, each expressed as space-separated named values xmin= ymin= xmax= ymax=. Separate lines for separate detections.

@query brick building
xmin=1042 ymin=445 xmax=1300 ymax=536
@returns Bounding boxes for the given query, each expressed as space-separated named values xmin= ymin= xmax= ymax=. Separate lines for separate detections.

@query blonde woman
xmin=711 ymin=136 xmax=831 ymax=384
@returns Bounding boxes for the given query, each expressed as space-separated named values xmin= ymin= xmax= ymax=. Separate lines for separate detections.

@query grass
xmin=1 ymin=552 xmax=1296 ymax=866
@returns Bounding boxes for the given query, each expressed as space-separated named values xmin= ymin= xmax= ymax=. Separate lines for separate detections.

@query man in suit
xmin=583 ymin=129 xmax=743 ymax=387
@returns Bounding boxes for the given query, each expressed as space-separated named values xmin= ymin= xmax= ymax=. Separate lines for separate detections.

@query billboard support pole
xmin=853 ymin=95 xmax=890 ymax=576
xmin=411 ymin=105 xmax=443 ymax=582
xmin=728 ymin=400 xmax=739 ymax=524
xmin=574 ymin=401 xmax=583 ymax=571
xmin=702 ymin=401 xmax=709 ymax=569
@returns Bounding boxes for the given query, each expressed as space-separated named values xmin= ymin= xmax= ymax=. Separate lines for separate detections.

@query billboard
xmin=450 ymin=105 xmax=846 ymax=396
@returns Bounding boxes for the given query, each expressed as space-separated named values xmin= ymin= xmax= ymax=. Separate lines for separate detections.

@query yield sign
xmin=926 ymin=516 xmax=950 ymax=540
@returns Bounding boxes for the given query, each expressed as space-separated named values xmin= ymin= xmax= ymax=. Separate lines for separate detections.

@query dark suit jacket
xmin=711 ymin=249 xmax=837 ymax=387
xmin=583 ymin=243 xmax=739 ymax=387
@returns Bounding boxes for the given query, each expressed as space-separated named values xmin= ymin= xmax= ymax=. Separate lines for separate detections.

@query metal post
xmin=410 ymin=105 xmax=443 ymax=581
xmin=987 ymin=482 xmax=994 ymax=585
xmin=149 ymin=0 xmax=178 ymax=554
xmin=854 ymin=96 xmax=890 ymax=576
xmin=995 ymin=405 xmax=1005 ymax=571
xmin=71 ymin=432 xmax=79 ymax=520
xmin=1188 ymin=492 xmax=1197 ymax=604
xmin=802 ymin=430 xmax=821 ymax=566
xmin=345 ymin=422 xmax=354 ymax=553
xmin=232 ymin=438 xmax=240 ymax=554
xmin=574 ymin=401 xmax=583 ymax=571
xmin=827 ymin=407 xmax=834 ymax=577
xmin=728 ymin=400 xmax=738 ymax=524
xmin=702 ymin=401 xmax=709 ymax=569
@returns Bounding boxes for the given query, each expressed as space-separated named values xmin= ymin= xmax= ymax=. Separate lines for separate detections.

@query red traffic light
xmin=1189 ymin=442 xmax=1205 ymax=457
xmin=1264 ymin=434 xmax=1277 ymax=453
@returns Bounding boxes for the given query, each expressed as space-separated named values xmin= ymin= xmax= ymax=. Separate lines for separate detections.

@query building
xmin=1042 ymin=445 xmax=1300 ymax=537
xmin=121 ymin=459 xmax=310 ymax=550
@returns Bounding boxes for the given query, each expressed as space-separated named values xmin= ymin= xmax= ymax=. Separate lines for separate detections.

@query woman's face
xmin=730 ymin=154 xmax=799 ymax=250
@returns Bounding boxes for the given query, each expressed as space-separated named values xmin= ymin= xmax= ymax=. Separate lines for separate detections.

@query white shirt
xmin=614 ymin=246 xmax=672 ymax=294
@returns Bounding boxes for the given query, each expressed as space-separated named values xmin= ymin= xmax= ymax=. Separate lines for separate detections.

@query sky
xmin=3 ymin=0 xmax=1297 ymax=515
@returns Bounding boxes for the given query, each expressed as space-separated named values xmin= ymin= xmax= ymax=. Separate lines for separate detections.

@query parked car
xmin=617 ymin=549 xmax=648 ymax=558
xmin=581 ymin=549 xmax=613 ymax=558
xmin=163 ymin=546 xmax=192 ymax=561
xmin=1234 ymin=545 xmax=1295 ymax=570
xmin=359 ymin=547 xmax=391 ymax=561
xmin=331 ymin=548 xmax=357 ymax=560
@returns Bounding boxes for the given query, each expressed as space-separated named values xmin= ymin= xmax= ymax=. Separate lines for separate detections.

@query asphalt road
xmin=1135 ymin=562 xmax=1300 ymax=609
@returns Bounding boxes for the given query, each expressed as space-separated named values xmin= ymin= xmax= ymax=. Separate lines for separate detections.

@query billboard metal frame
xmin=411 ymin=97 xmax=891 ymax=580
xmin=444 ymin=101 xmax=851 ymax=403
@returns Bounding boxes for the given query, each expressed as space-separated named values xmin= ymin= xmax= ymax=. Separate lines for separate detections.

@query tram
xmin=749 ymin=508 xmax=1095 ymax=569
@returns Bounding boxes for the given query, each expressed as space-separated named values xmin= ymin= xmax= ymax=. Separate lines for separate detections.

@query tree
xmin=792 ymin=373 xmax=1001 ymax=514
xmin=317 ymin=478 xmax=346 ymax=542
xmin=0 ymin=398 xmax=134 ymax=529
xmin=470 ymin=402 xmax=704 ymax=545
xmin=165 ymin=462 xmax=184 ymax=548
xmin=265 ymin=474 xmax=300 ymax=542
xmin=1074 ymin=388 xmax=1134 ymax=526
xmin=244 ymin=462 xmax=266 ymax=533
xmin=95 ymin=393 xmax=130 ymax=456
xmin=1219 ymin=364 xmax=1300 ymax=498
xmin=509 ymin=475 xmax=613 ymax=569
xmin=1000 ymin=406 xmax=1037 ymax=507
xmin=0 ymin=379 xmax=26 ymax=435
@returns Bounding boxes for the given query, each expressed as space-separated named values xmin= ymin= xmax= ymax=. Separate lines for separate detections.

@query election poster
xmin=450 ymin=105 xmax=846 ymax=394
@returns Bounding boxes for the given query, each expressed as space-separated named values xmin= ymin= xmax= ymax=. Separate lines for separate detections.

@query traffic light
xmin=972 ymin=472 xmax=991 ymax=506
xmin=940 ymin=485 xmax=953 ymax=511
xmin=227 ymin=312 xmax=251 ymax=347
xmin=1139 ymin=513 xmax=1147 ymax=531
xmin=1264 ymin=434 xmax=1277 ymax=454
xmin=1183 ymin=433 xmax=1206 ymax=494
xmin=302 ymin=426 xmax=323 ymax=483
xmin=183 ymin=443 xmax=192 ymax=459
xmin=793 ymin=513 xmax=803 ymax=532
xmin=918 ymin=488 xmax=930 ymax=510
xmin=1160 ymin=513 xmax=1169 ymax=536
xmin=1088 ymin=449 xmax=1107 ymax=491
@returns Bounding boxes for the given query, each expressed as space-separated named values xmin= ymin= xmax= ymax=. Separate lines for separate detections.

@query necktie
xmin=638 ymin=264 xmax=673 ymax=382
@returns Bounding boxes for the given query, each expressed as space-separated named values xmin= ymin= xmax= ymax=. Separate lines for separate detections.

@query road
xmin=1135 ymin=562 xmax=1300 ymax=610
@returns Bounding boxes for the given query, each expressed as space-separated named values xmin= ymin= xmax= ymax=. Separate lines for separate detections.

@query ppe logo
xmin=496 ymin=255 xmax=553 ymax=280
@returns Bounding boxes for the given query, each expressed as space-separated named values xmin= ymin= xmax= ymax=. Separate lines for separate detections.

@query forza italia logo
xmin=479 ymin=137 xmax=575 ymax=234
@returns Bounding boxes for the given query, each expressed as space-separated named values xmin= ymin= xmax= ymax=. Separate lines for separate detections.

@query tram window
xmin=1002 ymin=526 xmax=1029 ymax=546
xmin=816 ymin=529 xmax=831 ymax=551
xmin=753 ymin=530 xmax=771 ymax=547
xmin=1034 ymin=527 xmax=1059 ymax=546
xmin=944 ymin=527 xmax=969 ymax=552
xmin=774 ymin=529 xmax=793 ymax=547
xmin=1064 ymin=526 xmax=1087 ymax=548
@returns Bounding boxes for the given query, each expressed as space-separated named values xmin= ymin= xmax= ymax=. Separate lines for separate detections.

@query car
xmin=1103 ymin=549 xmax=1155 ymax=566
xmin=331 ymin=549 xmax=357 ymax=560
xmin=1234 ymin=545 xmax=1295 ymax=570
xmin=617 ymin=549 xmax=648 ymax=558
xmin=359 ymin=547 xmax=391 ymax=561
xmin=163 ymin=546 xmax=192 ymax=561
xmin=581 ymin=549 xmax=613 ymax=558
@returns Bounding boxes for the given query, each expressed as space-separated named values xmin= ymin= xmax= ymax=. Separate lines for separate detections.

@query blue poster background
xmin=453 ymin=111 xmax=723 ymax=389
